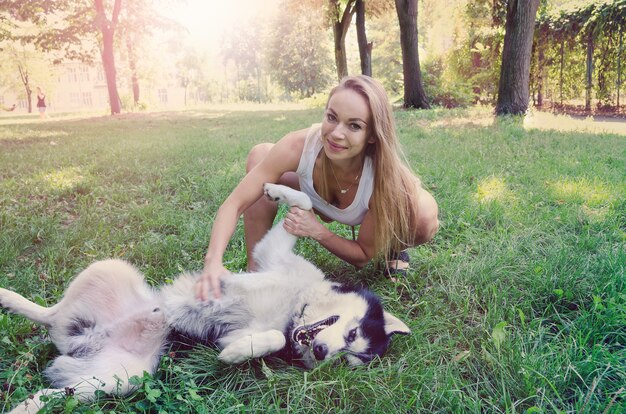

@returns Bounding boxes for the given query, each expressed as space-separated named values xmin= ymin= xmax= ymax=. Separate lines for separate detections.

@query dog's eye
xmin=346 ymin=328 xmax=358 ymax=343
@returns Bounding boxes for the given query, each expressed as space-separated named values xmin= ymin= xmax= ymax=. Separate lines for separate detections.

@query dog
xmin=1 ymin=184 xmax=410 ymax=413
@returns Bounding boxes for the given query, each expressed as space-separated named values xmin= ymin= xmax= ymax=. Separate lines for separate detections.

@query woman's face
xmin=321 ymin=88 xmax=374 ymax=164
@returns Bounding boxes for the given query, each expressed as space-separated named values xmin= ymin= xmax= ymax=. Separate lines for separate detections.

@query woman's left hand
xmin=283 ymin=207 xmax=327 ymax=241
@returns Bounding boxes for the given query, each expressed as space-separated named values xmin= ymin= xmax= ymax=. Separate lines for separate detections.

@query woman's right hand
xmin=195 ymin=260 xmax=229 ymax=301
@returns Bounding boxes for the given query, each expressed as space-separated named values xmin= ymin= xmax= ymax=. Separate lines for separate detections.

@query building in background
xmin=0 ymin=61 xmax=186 ymax=114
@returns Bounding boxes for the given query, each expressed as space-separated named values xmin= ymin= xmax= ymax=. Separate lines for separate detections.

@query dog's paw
xmin=263 ymin=183 xmax=312 ymax=210
xmin=218 ymin=330 xmax=286 ymax=364
xmin=263 ymin=183 xmax=286 ymax=203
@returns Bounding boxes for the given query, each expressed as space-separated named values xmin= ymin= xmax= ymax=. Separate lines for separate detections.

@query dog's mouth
xmin=292 ymin=315 xmax=339 ymax=347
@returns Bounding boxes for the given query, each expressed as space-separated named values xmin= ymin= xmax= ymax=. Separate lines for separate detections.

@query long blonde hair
xmin=319 ymin=75 xmax=421 ymax=258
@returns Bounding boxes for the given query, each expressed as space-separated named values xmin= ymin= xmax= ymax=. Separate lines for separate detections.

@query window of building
xmin=70 ymin=92 xmax=80 ymax=106
xmin=79 ymin=66 xmax=90 ymax=82
xmin=82 ymin=92 xmax=92 ymax=106
xmin=67 ymin=67 xmax=77 ymax=82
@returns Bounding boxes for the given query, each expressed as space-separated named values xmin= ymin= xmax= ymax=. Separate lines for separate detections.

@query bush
xmin=422 ymin=58 xmax=474 ymax=108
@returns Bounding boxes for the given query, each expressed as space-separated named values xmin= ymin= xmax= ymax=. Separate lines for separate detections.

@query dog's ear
xmin=383 ymin=311 xmax=411 ymax=336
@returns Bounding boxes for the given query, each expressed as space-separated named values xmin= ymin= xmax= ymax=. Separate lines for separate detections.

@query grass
xmin=0 ymin=107 xmax=624 ymax=413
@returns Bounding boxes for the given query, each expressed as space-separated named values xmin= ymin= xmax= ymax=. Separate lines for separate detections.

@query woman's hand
xmin=283 ymin=207 xmax=328 ymax=241
xmin=195 ymin=260 xmax=230 ymax=301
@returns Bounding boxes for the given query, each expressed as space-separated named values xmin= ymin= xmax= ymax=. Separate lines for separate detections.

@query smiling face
xmin=321 ymin=88 xmax=375 ymax=164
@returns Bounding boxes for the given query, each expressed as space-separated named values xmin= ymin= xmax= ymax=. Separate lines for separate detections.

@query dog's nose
xmin=313 ymin=343 xmax=328 ymax=360
xmin=153 ymin=307 xmax=160 ymax=312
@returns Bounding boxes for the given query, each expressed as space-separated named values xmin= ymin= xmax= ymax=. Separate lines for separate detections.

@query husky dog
xmin=163 ymin=184 xmax=410 ymax=366
xmin=1 ymin=184 xmax=409 ymax=413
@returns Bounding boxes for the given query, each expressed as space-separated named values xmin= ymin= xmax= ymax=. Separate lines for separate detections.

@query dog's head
xmin=290 ymin=284 xmax=410 ymax=367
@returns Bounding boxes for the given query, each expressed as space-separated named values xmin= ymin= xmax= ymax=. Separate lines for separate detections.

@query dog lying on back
xmin=0 ymin=184 xmax=410 ymax=413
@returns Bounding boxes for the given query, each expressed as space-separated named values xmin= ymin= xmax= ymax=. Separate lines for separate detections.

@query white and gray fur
xmin=0 ymin=184 xmax=410 ymax=413
xmin=0 ymin=260 xmax=167 ymax=414
xmin=164 ymin=184 xmax=410 ymax=366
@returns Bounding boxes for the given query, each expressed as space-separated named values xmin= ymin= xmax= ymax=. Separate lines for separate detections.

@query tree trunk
xmin=355 ymin=0 xmax=372 ymax=77
xmin=126 ymin=36 xmax=140 ymax=105
xmin=329 ymin=0 xmax=355 ymax=81
xmin=617 ymin=26 xmax=622 ymax=109
xmin=17 ymin=63 xmax=32 ymax=113
xmin=559 ymin=38 xmax=564 ymax=106
xmin=495 ymin=0 xmax=540 ymax=116
xmin=585 ymin=34 xmax=593 ymax=111
xmin=95 ymin=0 xmax=122 ymax=115
xmin=394 ymin=0 xmax=429 ymax=109
xmin=536 ymin=31 xmax=545 ymax=107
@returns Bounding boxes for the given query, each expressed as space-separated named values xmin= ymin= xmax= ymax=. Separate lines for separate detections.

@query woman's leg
xmin=243 ymin=143 xmax=300 ymax=271
xmin=386 ymin=184 xmax=439 ymax=279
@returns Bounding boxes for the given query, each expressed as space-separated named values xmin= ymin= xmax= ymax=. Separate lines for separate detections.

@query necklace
xmin=329 ymin=162 xmax=361 ymax=194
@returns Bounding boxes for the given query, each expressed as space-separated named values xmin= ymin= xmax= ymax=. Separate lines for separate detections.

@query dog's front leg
xmin=218 ymin=330 xmax=286 ymax=364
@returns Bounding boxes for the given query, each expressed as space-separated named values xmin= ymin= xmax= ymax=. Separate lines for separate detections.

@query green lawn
xmin=0 ymin=108 xmax=624 ymax=413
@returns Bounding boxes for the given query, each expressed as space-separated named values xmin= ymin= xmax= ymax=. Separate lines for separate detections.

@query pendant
xmin=341 ymin=189 xmax=348 ymax=194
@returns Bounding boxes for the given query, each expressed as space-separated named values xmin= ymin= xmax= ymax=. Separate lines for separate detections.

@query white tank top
xmin=296 ymin=124 xmax=374 ymax=226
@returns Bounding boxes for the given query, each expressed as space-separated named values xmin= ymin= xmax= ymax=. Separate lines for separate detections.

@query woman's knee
xmin=246 ymin=143 xmax=274 ymax=173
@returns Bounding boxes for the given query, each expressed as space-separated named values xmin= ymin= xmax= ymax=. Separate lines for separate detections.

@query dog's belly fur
xmin=163 ymin=267 xmax=319 ymax=349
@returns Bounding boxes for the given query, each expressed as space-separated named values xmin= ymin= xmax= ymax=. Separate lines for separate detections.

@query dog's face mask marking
xmin=291 ymin=287 xmax=410 ymax=366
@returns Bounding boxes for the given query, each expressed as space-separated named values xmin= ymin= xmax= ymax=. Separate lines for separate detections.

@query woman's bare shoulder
xmin=275 ymin=127 xmax=310 ymax=154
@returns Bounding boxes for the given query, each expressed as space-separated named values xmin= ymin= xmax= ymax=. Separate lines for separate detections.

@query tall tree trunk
xmin=95 ymin=0 xmax=122 ymax=115
xmin=126 ymin=36 xmax=140 ymax=106
xmin=394 ymin=0 xmax=429 ymax=109
xmin=559 ymin=38 xmax=564 ymax=106
xmin=495 ymin=0 xmax=540 ymax=116
xmin=355 ymin=0 xmax=372 ymax=77
xmin=617 ymin=26 xmax=622 ymax=109
xmin=17 ymin=63 xmax=32 ymax=113
xmin=329 ymin=0 xmax=356 ymax=81
xmin=585 ymin=33 xmax=594 ymax=111
xmin=536 ymin=30 xmax=545 ymax=107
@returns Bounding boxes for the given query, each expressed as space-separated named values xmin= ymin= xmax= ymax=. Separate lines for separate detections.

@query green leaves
xmin=491 ymin=321 xmax=508 ymax=352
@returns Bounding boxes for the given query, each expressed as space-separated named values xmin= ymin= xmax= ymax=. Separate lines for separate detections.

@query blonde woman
xmin=196 ymin=76 xmax=439 ymax=301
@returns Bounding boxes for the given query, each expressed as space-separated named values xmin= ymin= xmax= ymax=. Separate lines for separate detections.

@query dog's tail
xmin=0 ymin=288 xmax=57 ymax=325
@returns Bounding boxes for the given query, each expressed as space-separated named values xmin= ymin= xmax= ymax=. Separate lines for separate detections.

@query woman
xmin=36 ymin=87 xmax=47 ymax=119
xmin=196 ymin=76 xmax=438 ymax=301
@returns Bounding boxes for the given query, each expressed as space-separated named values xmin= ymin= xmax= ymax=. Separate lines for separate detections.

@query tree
xmin=95 ymin=0 xmax=122 ymax=114
xmin=495 ymin=0 xmax=540 ymax=115
xmin=328 ymin=0 xmax=357 ymax=81
xmin=266 ymin=1 xmax=333 ymax=98
xmin=0 ymin=0 xmax=176 ymax=115
xmin=221 ymin=21 xmax=266 ymax=102
xmin=394 ymin=0 xmax=429 ymax=108
xmin=355 ymin=0 xmax=372 ymax=76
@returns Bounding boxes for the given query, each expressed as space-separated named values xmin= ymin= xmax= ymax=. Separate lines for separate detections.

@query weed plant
xmin=0 ymin=108 xmax=624 ymax=413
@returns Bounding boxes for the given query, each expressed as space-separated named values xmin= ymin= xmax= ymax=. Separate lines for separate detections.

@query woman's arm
xmin=196 ymin=129 xmax=307 ymax=301
xmin=283 ymin=208 xmax=377 ymax=268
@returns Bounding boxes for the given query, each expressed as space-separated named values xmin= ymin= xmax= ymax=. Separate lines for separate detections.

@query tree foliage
xmin=265 ymin=1 xmax=333 ymax=98
xmin=534 ymin=0 xmax=626 ymax=109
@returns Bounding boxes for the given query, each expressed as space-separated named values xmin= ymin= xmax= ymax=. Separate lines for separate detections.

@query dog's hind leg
xmin=218 ymin=330 xmax=286 ymax=364
xmin=0 ymin=288 xmax=57 ymax=325
xmin=7 ymin=388 xmax=65 ymax=414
